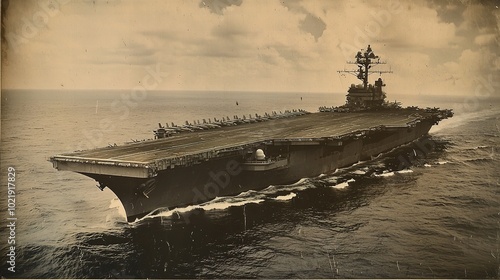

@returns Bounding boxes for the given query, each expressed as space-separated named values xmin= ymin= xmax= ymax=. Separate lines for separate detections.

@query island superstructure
xmin=50 ymin=46 xmax=453 ymax=222
xmin=338 ymin=44 xmax=393 ymax=108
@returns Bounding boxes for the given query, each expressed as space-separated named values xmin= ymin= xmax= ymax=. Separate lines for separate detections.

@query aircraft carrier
xmin=50 ymin=46 xmax=453 ymax=222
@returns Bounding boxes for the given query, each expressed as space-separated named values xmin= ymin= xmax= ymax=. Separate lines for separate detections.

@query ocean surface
xmin=0 ymin=89 xmax=499 ymax=278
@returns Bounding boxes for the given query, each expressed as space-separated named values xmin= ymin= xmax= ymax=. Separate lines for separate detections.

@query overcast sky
xmin=1 ymin=0 xmax=499 ymax=95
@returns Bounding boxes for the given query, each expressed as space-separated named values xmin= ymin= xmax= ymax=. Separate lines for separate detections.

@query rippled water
xmin=1 ymin=90 xmax=499 ymax=278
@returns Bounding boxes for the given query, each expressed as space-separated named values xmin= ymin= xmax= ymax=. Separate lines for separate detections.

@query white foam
xmin=374 ymin=169 xmax=413 ymax=177
xmin=352 ymin=170 xmax=367 ymax=175
xmin=274 ymin=192 xmax=297 ymax=201
xmin=374 ymin=171 xmax=395 ymax=177
xmin=424 ymin=163 xmax=432 ymax=167
xmin=263 ymin=185 xmax=277 ymax=192
xmin=262 ymin=178 xmax=312 ymax=194
xmin=324 ymin=176 xmax=338 ymax=184
xmin=289 ymin=178 xmax=309 ymax=186
xmin=198 ymin=199 xmax=265 ymax=211
xmin=352 ymin=160 xmax=366 ymax=166
xmin=109 ymin=198 xmax=126 ymax=219
xmin=333 ymin=182 xmax=349 ymax=190
xmin=236 ymin=189 xmax=258 ymax=197
xmin=332 ymin=182 xmax=349 ymax=189
xmin=332 ymin=178 xmax=355 ymax=189
xmin=436 ymin=161 xmax=450 ymax=165
xmin=142 ymin=198 xmax=265 ymax=221
xmin=465 ymin=145 xmax=489 ymax=151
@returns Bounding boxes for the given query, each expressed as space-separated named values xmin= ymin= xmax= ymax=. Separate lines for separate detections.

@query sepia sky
xmin=1 ymin=0 xmax=499 ymax=96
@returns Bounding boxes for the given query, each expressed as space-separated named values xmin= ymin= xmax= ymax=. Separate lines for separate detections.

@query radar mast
xmin=338 ymin=45 xmax=393 ymax=108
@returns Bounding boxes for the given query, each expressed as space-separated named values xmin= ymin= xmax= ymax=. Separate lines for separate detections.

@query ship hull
xmin=83 ymin=119 xmax=434 ymax=222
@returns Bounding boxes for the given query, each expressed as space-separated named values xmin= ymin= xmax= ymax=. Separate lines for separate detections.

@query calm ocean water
xmin=0 ymin=89 xmax=499 ymax=278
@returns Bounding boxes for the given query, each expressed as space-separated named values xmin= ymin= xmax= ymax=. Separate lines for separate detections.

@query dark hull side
xmin=84 ymin=120 xmax=434 ymax=222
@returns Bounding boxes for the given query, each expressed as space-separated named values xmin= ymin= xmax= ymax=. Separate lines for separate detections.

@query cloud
xmin=1 ymin=0 xmax=499 ymax=97
xmin=201 ymin=0 xmax=243 ymax=15
xmin=461 ymin=3 xmax=498 ymax=31
xmin=474 ymin=33 xmax=498 ymax=46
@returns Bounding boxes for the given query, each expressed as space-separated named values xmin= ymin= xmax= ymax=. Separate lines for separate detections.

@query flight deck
xmin=50 ymin=109 xmax=448 ymax=178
